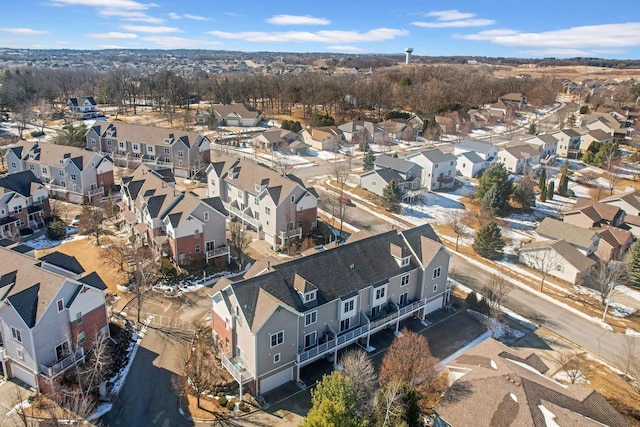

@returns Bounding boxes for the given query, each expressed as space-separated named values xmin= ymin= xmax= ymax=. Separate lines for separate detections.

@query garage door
xmin=9 ymin=363 xmax=37 ymax=388
xmin=424 ymin=296 xmax=444 ymax=315
xmin=260 ymin=367 xmax=293 ymax=393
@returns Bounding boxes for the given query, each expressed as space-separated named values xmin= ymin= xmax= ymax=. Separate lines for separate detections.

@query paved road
xmin=449 ymin=255 xmax=638 ymax=368
xmin=101 ymin=327 xmax=196 ymax=427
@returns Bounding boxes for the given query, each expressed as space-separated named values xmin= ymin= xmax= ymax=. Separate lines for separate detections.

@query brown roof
xmin=595 ymin=225 xmax=633 ymax=247
xmin=212 ymin=104 xmax=260 ymax=119
xmin=14 ymin=140 xmax=101 ymax=171
xmin=567 ymin=199 xmax=623 ymax=223
xmin=600 ymin=190 xmax=640 ymax=213
xmin=436 ymin=339 xmax=628 ymax=427
xmin=92 ymin=122 xmax=204 ymax=148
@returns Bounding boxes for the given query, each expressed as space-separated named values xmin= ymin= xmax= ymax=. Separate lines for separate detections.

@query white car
xmin=71 ymin=214 xmax=81 ymax=226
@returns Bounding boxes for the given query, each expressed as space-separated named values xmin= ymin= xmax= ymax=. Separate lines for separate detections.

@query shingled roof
xmin=0 ymin=170 xmax=44 ymax=197
xmin=91 ymin=122 xmax=205 ymax=148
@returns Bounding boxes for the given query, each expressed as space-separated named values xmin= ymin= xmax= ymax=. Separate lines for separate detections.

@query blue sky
xmin=1 ymin=0 xmax=639 ymax=59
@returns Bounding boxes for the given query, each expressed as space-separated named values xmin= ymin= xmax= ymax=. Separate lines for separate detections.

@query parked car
xmin=338 ymin=196 xmax=353 ymax=206
xmin=71 ymin=214 xmax=81 ymax=226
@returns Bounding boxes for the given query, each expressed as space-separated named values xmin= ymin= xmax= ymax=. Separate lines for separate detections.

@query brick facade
xmin=98 ymin=170 xmax=115 ymax=194
xmin=296 ymin=207 xmax=317 ymax=235
xmin=170 ymin=233 xmax=205 ymax=265
xmin=212 ymin=310 xmax=234 ymax=354
xmin=69 ymin=305 xmax=109 ymax=352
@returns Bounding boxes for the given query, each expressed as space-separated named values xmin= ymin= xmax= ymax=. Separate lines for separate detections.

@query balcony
xmin=279 ymin=227 xmax=302 ymax=241
xmin=437 ymin=176 xmax=455 ymax=184
xmin=0 ymin=343 xmax=7 ymax=361
xmin=221 ymin=353 xmax=253 ymax=385
xmin=225 ymin=204 xmax=260 ymax=229
xmin=206 ymin=245 xmax=230 ymax=260
xmin=40 ymin=348 xmax=85 ymax=378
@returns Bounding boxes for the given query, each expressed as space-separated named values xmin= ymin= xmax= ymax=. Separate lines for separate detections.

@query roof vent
xmin=350 ymin=263 xmax=355 ymax=269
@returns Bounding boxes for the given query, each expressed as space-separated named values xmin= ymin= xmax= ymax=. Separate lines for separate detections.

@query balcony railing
xmin=225 ymin=204 xmax=260 ymax=228
xmin=296 ymin=298 xmax=427 ymax=366
xmin=40 ymin=348 xmax=85 ymax=378
xmin=279 ymin=227 xmax=302 ymax=241
xmin=221 ymin=353 xmax=253 ymax=384
xmin=437 ymin=176 xmax=455 ymax=183
xmin=206 ymin=246 xmax=230 ymax=260
xmin=0 ymin=344 xmax=7 ymax=361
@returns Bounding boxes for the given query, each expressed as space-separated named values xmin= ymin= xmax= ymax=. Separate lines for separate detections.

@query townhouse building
xmin=497 ymin=144 xmax=541 ymax=174
xmin=301 ymin=127 xmax=344 ymax=152
xmin=206 ymin=157 xmax=318 ymax=247
xmin=360 ymin=154 xmax=422 ymax=201
xmin=0 ymin=171 xmax=50 ymax=239
xmin=552 ymin=129 xmax=582 ymax=159
xmin=66 ymin=97 xmax=101 ymax=120
xmin=6 ymin=141 xmax=113 ymax=204
xmin=564 ymin=199 xmax=625 ymax=229
xmin=120 ymin=165 xmax=229 ymax=266
xmin=0 ymin=248 xmax=109 ymax=391
xmin=523 ymin=134 xmax=558 ymax=162
xmin=86 ymin=122 xmax=211 ymax=178
xmin=453 ymin=140 xmax=498 ymax=178
xmin=211 ymin=224 xmax=451 ymax=395
xmin=338 ymin=120 xmax=384 ymax=145
xmin=406 ymin=149 xmax=457 ymax=190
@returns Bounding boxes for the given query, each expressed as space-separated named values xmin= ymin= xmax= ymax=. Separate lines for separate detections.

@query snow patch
xmin=553 ymin=370 xmax=587 ymax=384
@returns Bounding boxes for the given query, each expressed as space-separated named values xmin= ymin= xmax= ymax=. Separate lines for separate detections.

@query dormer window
xmin=304 ymin=290 xmax=316 ymax=303
xmin=401 ymin=256 xmax=410 ymax=266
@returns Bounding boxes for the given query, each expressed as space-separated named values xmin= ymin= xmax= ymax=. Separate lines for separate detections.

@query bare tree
xmin=229 ymin=219 xmax=251 ymax=269
xmin=178 ymin=331 xmax=217 ymax=408
xmin=374 ymin=382 xmax=406 ymax=427
xmin=483 ymin=273 xmax=512 ymax=315
xmin=339 ymin=349 xmax=376 ymax=410
xmin=585 ymin=259 xmax=627 ymax=320
xmin=77 ymin=201 xmax=105 ymax=245
xmin=444 ymin=210 xmax=468 ymax=251
xmin=333 ymin=161 xmax=351 ymax=239
xmin=604 ymin=165 xmax=623 ymax=195
xmin=554 ymin=352 xmax=588 ymax=384
xmin=521 ymin=247 xmax=565 ymax=292
xmin=618 ymin=335 xmax=640 ymax=384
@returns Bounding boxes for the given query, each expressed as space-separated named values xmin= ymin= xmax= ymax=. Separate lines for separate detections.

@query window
xmin=11 ymin=327 xmax=22 ymax=342
xmin=254 ymin=197 xmax=259 ymax=205
xmin=304 ymin=331 xmax=317 ymax=348
xmin=14 ymin=205 xmax=23 ymax=214
xmin=57 ymin=299 xmax=64 ymax=312
xmin=270 ymin=331 xmax=284 ymax=348
xmin=90 ymin=138 xmax=96 ymax=145
xmin=433 ymin=284 xmax=438 ymax=292
xmin=305 ymin=311 xmax=317 ymax=326
xmin=107 ymin=140 xmax=112 ymax=146
xmin=147 ymin=146 xmax=154 ymax=153
xmin=273 ymin=353 xmax=281 ymax=364
xmin=204 ymin=212 xmax=209 ymax=221
xmin=10 ymin=162 xmax=16 ymax=168
xmin=29 ymin=164 xmax=35 ymax=170
xmin=55 ymin=342 xmax=69 ymax=361
xmin=59 ymin=170 xmax=65 ymax=176
xmin=17 ymin=349 xmax=24 ymax=360
xmin=118 ymin=141 xmax=125 ymax=148
xmin=132 ymin=143 xmax=139 ymax=150
xmin=195 ymin=245 xmax=200 ymax=253
xmin=305 ymin=291 xmax=316 ymax=303
xmin=265 ymin=207 xmax=271 ymax=215
xmin=76 ymin=311 xmax=83 ymax=324
xmin=291 ymin=195 xmax=295 ymax=203
xmin=432 ymin=267 xmax=441 ymax=279
xmin=42 ymin=167 xmax=48 ymax=174
xmin=343 ymin=299 xmax=354 ymax=313
xmin=340 ymin=318 xmax=350 ymax=332
xmin=401 ymin=274 xmax=410 ymax=286
xmin=177 ymin=151 xmax=184 ymax=158
xmin=371 ymin=180 xmax=377 ymax=187
xmin=401 ymin=257 xmax=410 ymax=266
xmin=0 ymin=209 xmax=4 ymax=215
xmin=375 ymin=287 xmax=385 ymax=300
xmin=164 ymin=148 xmax=170 ymax=154
xmin=70 ymin=174 xmax=77 ymax=181
xmin=399 ymin=292 xmax=408 ymax=306
xmin=78 ymin=331 xmax=86 ymax=345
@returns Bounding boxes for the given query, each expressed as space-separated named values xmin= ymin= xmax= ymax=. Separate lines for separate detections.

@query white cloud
xmin=0 ymin=27 xmax=50 ymax=36
xmin=521 ymin=48 xmax=596 ymax=57
xmin=48 ymin=0 xmax=154 ymax=10
xmin=140 ymin=36 xmax=222 ymax=49
xmin=208 ymin=28 xmax=408 ymax=43
xmin=224 ymin=12 xmax=242 ymax=17
xmin=120 ymin=25 xmax=182 ymax=33
xmin=267 ymin=14 xmax=330 ymax=26
xmin=168 ymin=12 xmax=211 ymax=21
xmin=459 ymin=23 xmax=640 ymax=49
xmin=413 ymin=9 xmax=493 ymax=28
xmin=98 ymin=9 xmax=164 ymax=23
xmin=86 ymin=32 xmax=138 ymax=39
xmin=425 ymin=10 xmax=475 ymax=21
xmin=412 ymin=19 xmax=494 ymax=28
xmin=326 ymin=45 xmax=364 ymax=52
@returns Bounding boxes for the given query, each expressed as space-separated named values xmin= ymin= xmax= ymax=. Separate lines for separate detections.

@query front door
xmin=304 ymin=331 xmax=316 ymax=349
xmin=340 ymin=318 xmax=350 ymax=332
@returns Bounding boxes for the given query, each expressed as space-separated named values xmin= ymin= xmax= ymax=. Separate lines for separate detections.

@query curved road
xmin=450 ymin=255 xmax=637 ymax=368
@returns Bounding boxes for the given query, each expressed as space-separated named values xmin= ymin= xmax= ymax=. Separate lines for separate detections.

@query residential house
xmin=523 ymin=134 xmax=558 ymax=163
xmin=487 ymin=100 xmax=513 ymax=119
xmin=206 ymin=157 xmax=318 ymax=247
xmin=250 ymin=127 xmax=299 ymax=151
xmin=552 ymin=129 xmax=582 ymax=159
xmin=564 ymin=199 xmax=625 ymax=229
xmin=6 ymin=140 xmax=114 ymax=203
xmin=585 ymin=115 xmax=627 ymax=143
xmin=301 ymin=127 xmax=344 ymax=152
xmin=623 ymin=215 xmax=640 ymax=238
xmin=595 ymin=226 xmax=633 ymax=262
xmin=0 ymin=171 xmax=50 ymax=239
xmin=453 ymin=140 xmax=498 ymax=178
xmin=498 ymin=92 xmax=528 ymax=109
xmin=579 ymin=129 xmax=614 ymax=152
xmin=337 ymin=120 xmax=384 ymax=145
xmin=85 ymin=122 xmax=211 ymax=178
xmin=360 ymin=154 xmax=422 ymax=201
xmin=434 ymin=338 xmax=628 ymax=427
xmin=196 ymin=110 xmax=212 ymax=125
xmin=0 ymin=248 xmax=110 ymax=391
xmin=535 ymin=217 xmax=599 ymax=256
xmin=600 ymin=189 xmax=640 ymax=216
xmin=379 ymin=119 xmax=417 ymax=141
xmin=66 ymin=97 xmax=101 ymax=120
xmin=406 ymin=149 xmax=457 ymax=191
xmin=120 ymin=165 xmax=229 ymax=266
xmin=497 ymin=144 xmax=541 ymax=174
xmin=519 ymin=239 xmax=595 ymax=284
xmin=211 ymin=224 xmax=451 ymax=395
xmin=211 ymin=104 xmax=262 ymax=127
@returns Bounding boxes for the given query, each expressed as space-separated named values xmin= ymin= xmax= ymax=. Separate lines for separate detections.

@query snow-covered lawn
xmin=617 ymin=285 xmax=640 ymax=303
xmin=24 ymin=227 xmax=84 ymax=250
xmin=553 ymin=369 xmax=588 ymax=384
xmin=308 ymin=147 xmax=338 ymax=161
xmin=573 ymin=285 xmax=637 ymax=318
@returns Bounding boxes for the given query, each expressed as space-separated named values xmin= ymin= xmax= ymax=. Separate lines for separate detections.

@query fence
xmin=146 ymin=313 xmax=196 ymax=331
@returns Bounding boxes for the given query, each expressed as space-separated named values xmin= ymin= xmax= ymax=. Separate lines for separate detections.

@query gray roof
xmin=411 ymin=148 xmax=457 ymax=164
xmin=457 ymin=151 xmax=485 ymax=164
xmin=374 ymin=154 xmax=416 ymax=173
xmin=525 ymin=134 xmax=558 ymax=144
xmin=521 ymin=239 xmax=596 ymax=271
xmin=40 ymin=251 xmax=86 ymax=275
xmin=536 ymin=218 xmax=597 ymax=249
xmin=0 ymin=170 xmax=43 ymax=197
xmin=457 ymin=139 xmax=498 ymax=154
xmin=361 ymin=168 xmax=404 ymax=185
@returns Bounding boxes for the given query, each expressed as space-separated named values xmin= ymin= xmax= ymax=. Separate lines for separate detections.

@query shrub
xmin=226 ymin=400 xmax=236 ymax=410
xmin=46 ymin=217 xmax=67 ymax=240
xmin=30 ymin=130 xmax=45 ymax=137
xmin=218 ymin=396 xmax=227 ymax=407
xmin=238 ymin=402 xmax=249 ymax=412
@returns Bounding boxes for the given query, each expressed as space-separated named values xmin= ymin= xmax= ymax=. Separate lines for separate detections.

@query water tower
xmin=405 ymin=47 xmax=413 ymax=64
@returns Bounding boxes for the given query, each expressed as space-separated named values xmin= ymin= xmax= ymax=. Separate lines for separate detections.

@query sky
xmin=1 ymin=0 xmax=640 ymax=59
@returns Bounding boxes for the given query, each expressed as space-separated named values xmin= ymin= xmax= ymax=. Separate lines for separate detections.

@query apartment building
xmin=6 ymin=141 xmax=113 ymax=203
xmin=0 ymin=247 xmax=109 ymax=391
xmin=211 ymin=224 xmax=451 ymax=395
xmin=86 ymin=122 xmax=211 ymax=178
xmin=0 ymin=171 xmax=50 ymax=239
xmin=120 ymin=165 xmax=229 ymax=266
xmin=206 ymin=157 xmax=318 ymax=247
xmin=66 ymin=97 xmax=101 ymax=120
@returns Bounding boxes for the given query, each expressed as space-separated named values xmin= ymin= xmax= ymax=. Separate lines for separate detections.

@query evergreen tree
xmin=539 ymin=180 xmax=547 ymax=202
xmin=475 ymin=163 xmax=513 ymax=210
xmin=363 ymin=149 xmax=375 ymax=172
xmin=303 ymin=371 xmax=366 ymax=427
xmin=527 ymin=122 xmax=538 ymax=135
xmin=358 ymin=139 xmax=370 ymax=153
xmin=512 ymin=174 xmax=536 ymax=209
xmin=473 ymin=222 xmax=505 ymax=260
xmin=625 ymin=243 xmax=640 ymax=288
xmin=382 ymin=180 xmax=403 ymax=213
xmin=538 ymin=168 xmax=546 ymax=190
xmin=547 ymin=180 xmax=555 ymax=200
xmin=558 ymin=162 xmax=570 ymax=196
xmin=481 ymin=183 xmax=504 ymax=214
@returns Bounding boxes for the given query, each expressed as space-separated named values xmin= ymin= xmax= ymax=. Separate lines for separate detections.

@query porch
xmin=39 ymin=348 xmax=85 ymax=379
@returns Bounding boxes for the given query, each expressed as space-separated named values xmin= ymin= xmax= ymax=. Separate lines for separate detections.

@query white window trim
xmin=433 ymin=267 xmax=441 ymax=279
xmin=11 ymin=326 xmax=22 ymax=343
xmin=433 ymin=284 xmax=438 ymax=292
xmin=270 ymin=330 xmax=284 ymax=348
xmin=273 ymin=353 xmax=281 ymax=364
xmin=400 ymin=273 xmax=410 ymax=286
xmin=57 ymin=298 xmax=64 ymax=312
xmin=304 ymin=310 xmax=317 ymax=326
